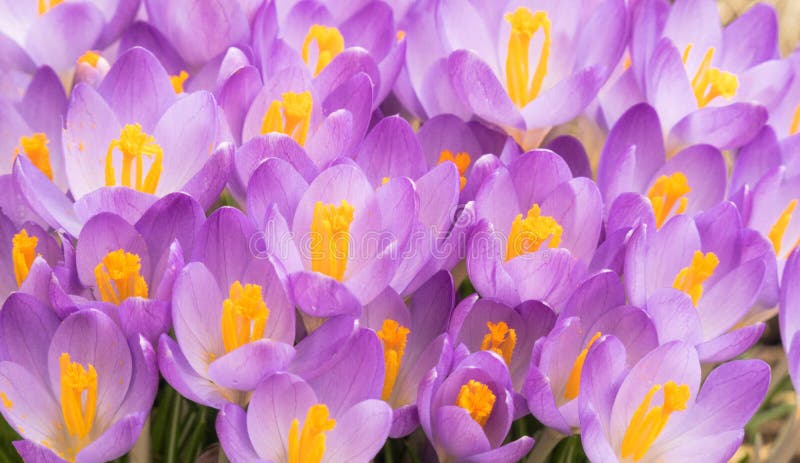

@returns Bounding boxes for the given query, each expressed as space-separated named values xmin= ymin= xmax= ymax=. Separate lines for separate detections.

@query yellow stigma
xmin=377 ymin=319 xmax=410 ymax=401
xmin=38 ymin=0 xmax=63 ymax=14
xmin=438 ymin=150 xmax=471 ymax=190
xmin=169 ymin=70 xmax=189 ymax=94
xmin=310 ymin=200 xmax=354 ymax=282
xmin=59 ymin=352 xmax=97 ymax=441
xmin=77 ymin=50 xmax=101 ymax=68
xmin=261 ymin=91 xmax=313 ymax=147
xmin=768 ymin=199 xmax=800 ymax=258
xmin=221 ymin=281 xmax=270 ymax=352
xmin=105 ymin=124 xmax=164 ymax=194
xmin=302 ymin=25 xmax=345 ymax=76
xmin=683 ymin=45 xmax=738 ymax=108
xmin=15 ymin=133 xmax=54 ymax=180
xmin=287 ymin=404 xmax=336 ymax=463
xmin=93 ymin=249 xmax=149 ymax=305
xmin=456 ymin=380 xmax=496 ymax=427
xmin=620 ymin=381 xmax=690 ymax=461
xmin=646 ymin=172 xmax=691 ymax=229
xmin=790 ymin=104 xmax=800 ymax=136
xmin=12 ymin=229 xmax=38 ymax=287
xmin=504 ymin=7 xmax=551 ymax=108
xmin=480 ymin=321 xmax=517 ymax=365
xmin=563 ymin=332 xmax=602 ymax=401
xmin=672 ymin=251 xmax=719 ymax=306
xmin=506 ymin=204 xmax=562 ymax=261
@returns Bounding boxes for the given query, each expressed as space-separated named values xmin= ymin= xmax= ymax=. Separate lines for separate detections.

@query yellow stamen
xmin=768 ymin=199 xmax=800 ymax=257
xmin=105 ymin=124 xmax=164 ymax=194
xmin=646 ymin=172 xmax=691 ymax=229
xmin=221 ymin=281 xmax=270 ymax=352
xmin=287 ymin=404 xmax=336 ymax=463
xmin=563 ymin=332 xmax=602 ymax=401
xmin=438 ymin=150 xmax=471 ymax=190
xmin=504 ymin=7 xmax=551 ymax=108
xmin=506 ymin=204 xmax=562 ymax=261
xmin=310 ymin=200 xmax=354 ymax=282
xmin=93 ymin=249 xmax=149 ymax=305
xmin=480 ymin=321 xmax=517 ymax=365
xmin=456 ymin=379 xmax=496 ymax=427
xmin=790 ymin=104 xmax=800 ymax=136
xmin=59 ymin=352 xmax=97 ymax=440
xmin=0 ymin=392 xmax=12 ymax=409
xmin=77 ymin=51 xmax=101 ymax=68
xmin=38 ymin=0 xmax=62 ymax=14
xmin=15 ymin=133 xmax=54 ymax=180
xmin=169 ymin=70 xmax=189 ymax=94
xmin=683 ymin=45 xmax=738 ymax=108
xmin=376 ymin=319 xmax=410 ymax=401
xmin=620 ymin=381 xmax=690 ymax=461
xmin=12 ymin=229 xmax=38 ymax=287
xmin=396 ymin=30 xmax=406 ymax=41
xmin=261 ymin=91 xmax=313 ymax=146
xmin=301 ymin=25 xmax=345 ymax=76
xmin=672 ymin=251 xmax=719 ymax=306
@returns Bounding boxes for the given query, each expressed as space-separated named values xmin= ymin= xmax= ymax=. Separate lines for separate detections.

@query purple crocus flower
xmin=0 ymin=301 xmax=158 ymax=463
xmin=158 ymin=207 xmax=295 ymax=409
xmin=0 ymin=212 xmax=62 ymax=305
xmin=524 ymin=271 xmax=658 ymax=433
xmin=467 ymin=149 xmax=602 ymax=309
xmin=14 ymin=47 xmax=231 ymax=237
xmin=580 ymin=339 xmax=768 ymax=463
xmin=418 ymin=350 xmax=534 ymax=462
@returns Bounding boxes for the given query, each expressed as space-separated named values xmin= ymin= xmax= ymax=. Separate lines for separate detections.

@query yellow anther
xmin=310 ymin=200 xmax=354 ymax=282
xmin=15 ymin=133 xmax=54 ymax=180
xmin=563 ymin=332 xmax=602 ymax=401
xmin=684 ymin=45 xmax=738 ymax=108
xmin=377 ymin=319 xmax=410 ymax=401
xmin=221 ymin=281 xmax=270 ymax=352
xmin=768 ymin=199 xmax=800 ymax=257
xmin=673 ymin=251 xmax=719 ymax=306
xmin=504 ymin=7 xmax=551 ymax=108
xmin=93 ymin=249 xmax=149 ymax=305
xmin=646 ymin=172 xmax=691 ymax=229
xmin=621 ymin=381 xmax=690 ymax=461
xmin=169 ymin=70 xmax=189 ymax=94
xmin=396 ymin=30 xmax=406 ymax=41
xmin=302 ymin=25 xmax=345 ymax=76
xmin=77 ymin=51 xmax=101 ymax=68
xmin=105 ymin=124 xmax=164 ymax=194
xmin=59 ymin=352 xmax=97 ymax=440
xmin=287 ymin=404 xmax=336 ymax=463
xmin=38 ymin=0 xmax=62 ymax=15
xmin=438 ymin=150 xmax=471 ymax=190
xmin=506 ymin=204 xmax=562 ymax=261
xmin=480 ymin=321 xmax=517 ymax=365
xmin=261 ymin=91 xmax=313 ymax=146
xmin=790 ymin=104 xmax=800 ymax=136
xmin=12 ymin=229 xmax=38 ymax=287
xmin=456 ymin=379 xmax=496 ymax=427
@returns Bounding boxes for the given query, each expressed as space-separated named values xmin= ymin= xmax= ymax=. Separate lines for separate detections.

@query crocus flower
xmin=158 ymin=207 xmax=295 ymax=409
xmin=467 ymin=149 xmax=602 ymax=309
xmin=580 ymin=339 xmax=769 ymax=463
xmin=0 ymin=300 xmax=158 ymax=463
xmin=0 ymin=212 xmax=62 ymax=304
xmin=14 ymin=47 xmax=231 ymax=236
xmin=418 ymin=350 xmax=534 ymax=462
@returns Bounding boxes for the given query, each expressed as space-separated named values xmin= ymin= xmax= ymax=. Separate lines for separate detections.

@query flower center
xmin=563 ymin=331 xmax=602 ymax=401
xmin=221 ymin=281 xmax=270 ymax=352
xmin=506 ymin=204 xmax=562 ymax=261
xmin=12 ymin=229 xmax=38 ymax=287
xmin=438 ymin=150 xmax=471 ymax=190
xmin=672 ymin=250 xmax=719 ymax=306
xmin=376 ymin=319 xmax=410 ymax=402
xmin=105 ymin=124 xmax=164 ymax=194
xmin=768 ymin=199 xmax=800 ymax=258
xmin=504 ymin=7 xmax=551 ymax=108
xmin=93 ymin=249 xmax=149 ymax=305
xmin=261 ymin=91 xmax=313 ymax=146
xmin=646 ymin=172 xmax=691 ymax=229
xmin=456 ymin=379 xmax=496 ymax=427
xmin=77 ymin=50 xmax=101 ymax=68
xmin=310 ymin=200 xmax=354 ymax=282
xmin=59 ymin=352 xmax=97 ymax=441
xmin=682 ymin=45 xmax=738 ymax=108
xmin=170 ymin=71 xmax=189 ymax=94
xmin=480 ymin=321 xmax=517 ymax=365
xmin=287 ymin=403 xmax=336 ymax=463
xmin=302 ymin=25 xmax=345 ymax=77
xmin=15 ymin=133 xmax=54 ymax=180
xmin=620 ymin=381 xmax=690 ymax=461
xmin=38 ymin=0 xmax=62 ymax=15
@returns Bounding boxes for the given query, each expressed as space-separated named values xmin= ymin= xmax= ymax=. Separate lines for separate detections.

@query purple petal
xmin=646 ymin=289 xmax=703 ymax=346
xmin=462 ymin=437 xmax=535 ymax=463
xmin=433 ymin=406 xmax=492 ymax=460
xmin=645 ymin=38 xmax=696 ymax=131
xmin=12 ymin=440 xmax=65 ymax=463
xmin=545 ymin=135 xmax=592 ymax=179
xmin=354 ymin=116 xmax=426 ymax=185
xmin=698 ymin=258 xmax=765 ymax=338
xmin=668 ymin=103 xmax=768 ymax=151
xmin=216 ymin=403 xmax=261 ymax=462
xmin=652 ymin=143 xmax=726 ymax=215
xmin=25 ymin=3 xmax=104 ymax=71
xmin=696 ymin=324 xmax=765 ymax=363
xmin=0 ymin=361 xmax=60 ymax=444
xmin=75 ymin=212 xmax=149 ymax=289
xmin=118 ymin=298 xmax=170 ymax=347
xmin=325 ymin=399 xmax=392 ymax=462
xmin=520 ymin=67 xmax=605 ymax=128
xmin=157 ymin=335 xmax=229 ymax=409
xmin=720 ymin=4 xmax=778 ymax=72
xmin=73 ymin=187 xmax=157 ymax=226
xmin=75 ymin=413 xmax=146 ymax=463
xmin=290 ymin=271 xmax=361 ymax=317
xmin=207 ymin=340 xmax=295 ymax=391
xmin=180 ymin=142 xmax=233 ymax=210
xmin=0 ymin=293 xmax=59 ymax=380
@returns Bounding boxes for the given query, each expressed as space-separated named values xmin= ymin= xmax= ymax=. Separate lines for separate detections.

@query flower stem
xmin=129 ymin=417 xmax=151 ymax=463
xmin=525 ymin=427 xmax=564 ymax=463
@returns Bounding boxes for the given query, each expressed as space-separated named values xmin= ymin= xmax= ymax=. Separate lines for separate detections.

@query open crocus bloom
xmin=580 ymin=339 xmax=768 ymax=463
xmin=0 ymin=301 xmax=157 ymax=463
xmin=158 ymin=207 xmax=295 ymax=409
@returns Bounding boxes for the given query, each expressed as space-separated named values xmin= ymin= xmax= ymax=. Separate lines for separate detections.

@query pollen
xmin=672 ymin=251 xmax=719 ymax=306
xmin=438 ymin=150 xmax=471 ymax=190
xmin=0 ymin=392 xmax=12 ymax=409
xmin=506 ymin=204 xmax=562 ymax=261
xmin=77 ymin=51 xmax=101 ymax=68
xmin=683 ymin=45 xmax=738 ymax=108
xmin=302 ymin=25 xmax=345 ymax=76
xmin=59 ymin=352 xmax=98 ymax=440
xmin=105 ymin=124 xmax=164 ymax=194
xmin=621 ymin=381 xmax=690 ymax=461
xmin=504 ymin=7 xmax=551 ymax=108
xmin=287 ymin=404 xmax=336 ymax=463
xmin=170 ymin=70 xmax=189 ymax=94
xmin=456 ymin=380 xmax=496 ymax=427
xmin=15 ymin=133 xmax=54 ymax=180
xmin=480 ymin=321 xmax=517 ymax=365
xmin=563 ymin=332 xmax=602 ymax=401
xmin=377 ymin=319 xmax=410 ymax=401
xmin=261 ymin=91 xmax=313 ymax=146
xmin=12 ymin=229 xmax=38 ymax=287
xmin=221 ymin=281 xmax=270 ymax=352
xmin=310 ymin=200 xmax=355 ymax=282
xmin=646 ymin=172 xmax=691 ymax=229
xmin=38 ymin=0 xmax=62 ymax=15
xmin=93 ymin=249 xmax=149 ymax=305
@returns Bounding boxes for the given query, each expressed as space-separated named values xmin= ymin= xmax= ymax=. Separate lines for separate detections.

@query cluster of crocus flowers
xmin=1 ymin=0 xmax=798 ymax=462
